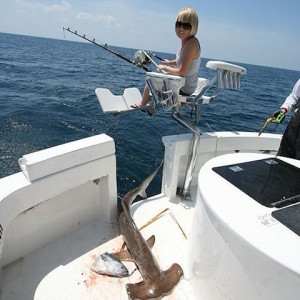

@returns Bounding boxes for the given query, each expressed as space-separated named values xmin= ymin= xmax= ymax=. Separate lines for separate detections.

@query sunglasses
xmin=175 ymin=20 xmax=192 ymax=30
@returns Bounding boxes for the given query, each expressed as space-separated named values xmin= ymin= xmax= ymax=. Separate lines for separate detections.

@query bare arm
xmin=157 ymin=38 xmax=200 ymax=76
xmin=281 ymin=79 xmax=300 ymax=113
xmin=162 ymin=59 xmax=177 ymax=67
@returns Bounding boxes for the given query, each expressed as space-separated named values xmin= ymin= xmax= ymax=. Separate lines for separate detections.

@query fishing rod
xmin=142 ymin=51 xmax=167 ymax=74
xmin=152 ymin=53 xmax=165 ymax=62
xmin=258 ymin=112 xmax=285 ymax=136
xmin=63 ymin=27 xmax=154 ymax=72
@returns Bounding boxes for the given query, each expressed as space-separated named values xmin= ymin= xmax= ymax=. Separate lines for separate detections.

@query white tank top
xmin=176 ymin=38 xmax=201 ymax=95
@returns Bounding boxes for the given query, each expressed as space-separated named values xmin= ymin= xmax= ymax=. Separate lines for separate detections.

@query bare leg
xmin=131 ymin=84 xmax=154 ymax=115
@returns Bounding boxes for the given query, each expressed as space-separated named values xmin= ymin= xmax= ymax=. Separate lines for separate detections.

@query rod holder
xmin=217 ymin=70 xmax=241 ymax=90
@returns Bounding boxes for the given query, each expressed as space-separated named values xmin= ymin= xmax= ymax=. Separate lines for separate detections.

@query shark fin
xmin=146 ymin=235 xmax=155 ymax=248
xmin=139 ymin=190 xmax=147 ymax=199
xmin=111 ymin=235 xmax=155 ymax=262
xmin=111 ymin=249 xmax=133 ymax=261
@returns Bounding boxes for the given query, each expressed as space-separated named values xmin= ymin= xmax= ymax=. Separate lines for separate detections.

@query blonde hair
xmin=176 ymin=7 xmax=199 ymax=36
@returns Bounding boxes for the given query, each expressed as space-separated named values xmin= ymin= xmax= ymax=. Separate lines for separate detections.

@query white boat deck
xmin=0 ymin=132 xmax=288 ymax=300
xmin=1 ymin=194 xmax=195 ymax=300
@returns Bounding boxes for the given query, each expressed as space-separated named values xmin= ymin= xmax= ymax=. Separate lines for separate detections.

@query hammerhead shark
xmin=116 ymin=161 xmax=183 ymax=299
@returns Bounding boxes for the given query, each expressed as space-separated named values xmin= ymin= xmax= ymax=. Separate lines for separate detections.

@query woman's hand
xmin=157 ymin=64 xmax=165 ymax=72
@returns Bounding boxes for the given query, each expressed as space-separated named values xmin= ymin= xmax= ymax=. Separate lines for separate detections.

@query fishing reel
xmin=133 ymin=50 xmax=153 ymax=68
xmin=272 ymin=110 xmax=286 ymax=124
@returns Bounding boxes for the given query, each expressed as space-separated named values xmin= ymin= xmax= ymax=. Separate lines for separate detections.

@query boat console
xmin=212 ymin=155 xmax=300 ymax=237
xmin=189 ymin=153 xmax=300 ymax=299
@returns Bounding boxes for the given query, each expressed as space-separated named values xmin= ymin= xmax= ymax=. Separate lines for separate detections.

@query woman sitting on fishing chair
xmin=135 ymin=7 xmax=201 ymax=114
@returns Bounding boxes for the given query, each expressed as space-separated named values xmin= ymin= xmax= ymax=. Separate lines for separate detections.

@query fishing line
xmin=204 ymin=120 xmax=213 ymax=131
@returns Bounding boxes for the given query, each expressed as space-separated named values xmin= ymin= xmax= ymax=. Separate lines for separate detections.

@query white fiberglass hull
xmin=1 ymin=131 xmax=300 ymax=300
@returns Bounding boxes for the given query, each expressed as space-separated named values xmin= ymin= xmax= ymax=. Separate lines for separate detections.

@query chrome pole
xmin=172 ymin=112 xmax=201 ymax=199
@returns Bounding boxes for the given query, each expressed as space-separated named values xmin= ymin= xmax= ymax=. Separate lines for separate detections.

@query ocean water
xmin=1 ymin=32 xmax=300 ymax=196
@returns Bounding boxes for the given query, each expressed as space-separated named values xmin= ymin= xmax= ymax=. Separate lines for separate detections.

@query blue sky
xmin=0 ymin=0 xmax=299 ymax=71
